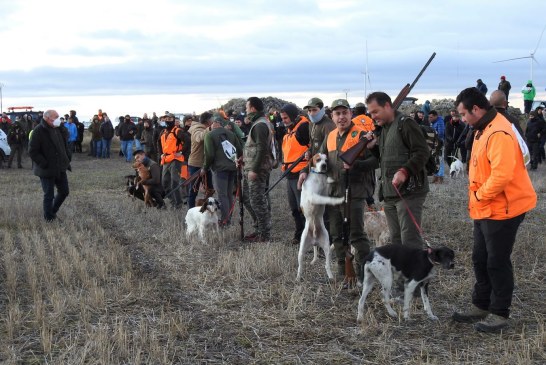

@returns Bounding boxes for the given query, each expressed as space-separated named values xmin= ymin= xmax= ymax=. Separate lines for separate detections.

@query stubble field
xmin=0 ymin=139 xmax=545 ymax=364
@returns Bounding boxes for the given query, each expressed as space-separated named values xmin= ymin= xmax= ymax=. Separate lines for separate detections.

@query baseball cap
xmin=162 ymin=112 xmax=175 ymax=118
xmin=330 ymin=99 xmax=350 ymax=110
xmin=304 ymin=97 xmax=324 ymax=110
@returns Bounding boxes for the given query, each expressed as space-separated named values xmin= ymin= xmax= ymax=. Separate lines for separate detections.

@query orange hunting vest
xmin=326 ymin=124 xmax=365 ymax=153
xmin=282 ymin=118 xmax=309 ymax=172
xmin=352 ymin=114 xmax=375 ymax=132
xmin=160 ymin=127 xmax=189 ymax=178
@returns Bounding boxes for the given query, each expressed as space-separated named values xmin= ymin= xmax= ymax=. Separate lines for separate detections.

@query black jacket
xmin=525 ymin=117 xmax=545 ymax=143
xmin=29 ymin=121 xmax=71 ymax=178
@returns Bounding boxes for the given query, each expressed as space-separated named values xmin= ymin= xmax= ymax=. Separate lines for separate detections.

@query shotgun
xmin=264 ymin=148 xmax=309 ymax=195
xmin=339 ymin=52 xmax=437 ymax=166
xmin=237 ymin=164 xmax=244 ymax=240
xmin=342 ymin=168 xmax=357 ymax=288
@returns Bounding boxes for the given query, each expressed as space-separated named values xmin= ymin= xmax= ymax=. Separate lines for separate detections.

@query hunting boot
xmin=337 ymin=261 xmax=345 ymax=277
xmin=452 ymin=305 xmax=489 ymax=323
xmin=474 ymin=314 xmax=509 ymax=333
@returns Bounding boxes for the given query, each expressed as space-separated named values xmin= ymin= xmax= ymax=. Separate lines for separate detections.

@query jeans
xmin=134 ymin=138 xmax=142 ymax=151
xmin=472 ymin=214 xmax=525 ymax=318
xmin=40 ymin=172 xmax=69 ymax=221
xmin=435 ymin=147 xmax=444 ymax=177
xmin=93 ymin=140 xmax=103 ymax=158
xmin=121 ymin=140 xmax=134 ymax=162
xmin=213 ymin=170 xmax=236 ymax=224
xmin=101 ymin=138 xmax=112 ymax=158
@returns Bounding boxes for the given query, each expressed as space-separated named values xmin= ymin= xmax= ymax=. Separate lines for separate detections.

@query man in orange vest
xmin=159 ymin=112 xmax=189 ymax=209
xmin=352 ymin=102 xmax=375 ymax=132
xmin=280 ymin=103 xmax=310 ymax=244
xmin=320 ymin=99 xmax=378 ymax=280
xmin=452 ymin=87 xmax=537 ymax=333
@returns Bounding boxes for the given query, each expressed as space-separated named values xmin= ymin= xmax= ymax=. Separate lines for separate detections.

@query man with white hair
xmin=29 ymin=109 xmax=71 ymax=222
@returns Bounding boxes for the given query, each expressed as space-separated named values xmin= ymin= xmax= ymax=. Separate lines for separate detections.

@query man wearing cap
xmin=497 ymin=76 xmax=511 ymax=99
xmin=117 ymin=114 xmax=137 ymax=162
xmin=365 ymin=92 xmax=430 ymax=248
xmin=476 ymin=79 xmax=488 ymax=95
xmin=134 ymin=149 xmax=165 ymax=209
xmin=280 ymin=103 xmax=310 ymax=244
xmin=202 ymin=117 xmax=243 ymax=225
xmin=352 ymin=102 xmax=375 ymax=132
xmin=319 ymin=99 xmax=377 ymax=279
xmin=159 ymin=112 xmax=188 ymax=209
xmin=297 ymin=97 xmax=335 ymax=188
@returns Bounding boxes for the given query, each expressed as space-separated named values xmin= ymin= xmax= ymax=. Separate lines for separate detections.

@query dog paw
xmin=387 ymin=309 xmax=397 ymax=318
xmin=327 ymin=177 xmax=335 ymax=184
xmin=428 ymin=314 xmax=439 ymax=321
xmin=357 ymin=314 xmax=364 ymax=323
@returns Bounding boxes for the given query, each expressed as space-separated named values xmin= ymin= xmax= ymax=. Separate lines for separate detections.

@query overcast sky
xmin=1 ymin=0 xmax=546 ymax=121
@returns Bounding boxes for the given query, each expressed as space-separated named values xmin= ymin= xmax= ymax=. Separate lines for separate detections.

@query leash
xmin=392 ymin=182 xmax=432 ymax=249
xmin=220 ymin=180 xmax=240 ymax=226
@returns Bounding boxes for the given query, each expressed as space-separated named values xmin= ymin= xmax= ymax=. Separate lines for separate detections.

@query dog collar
xmin=426 ymin=247 xmax=440 ymax=266
xmin=310 ymin=169 xmax=326 ymax=175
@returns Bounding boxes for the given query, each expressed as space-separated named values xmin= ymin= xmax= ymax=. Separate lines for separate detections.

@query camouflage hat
xmin=330 ymin=99 xmax=350 ymax=110
xmin=304 ymin=97 xmax=324 ymax=109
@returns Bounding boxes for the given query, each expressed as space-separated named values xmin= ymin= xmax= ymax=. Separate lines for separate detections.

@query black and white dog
xmin=356 ymin=244 xmax=454 ymax=322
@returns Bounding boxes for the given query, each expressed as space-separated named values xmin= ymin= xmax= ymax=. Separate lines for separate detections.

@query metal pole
xmin=0 ymin=83 xmax=3 ymax=113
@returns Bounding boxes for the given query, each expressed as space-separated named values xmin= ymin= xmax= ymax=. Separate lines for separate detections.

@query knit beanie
xmin=281 ymin=103 xmax=299 ymax=123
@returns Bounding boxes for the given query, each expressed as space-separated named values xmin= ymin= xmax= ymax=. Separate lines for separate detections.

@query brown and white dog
xmin=364 ymin=210 xmax=390 ymax=247
xmin=296 ymin=153 xmax=344 ymax=281
xmin=185 ymin=197 xmax=220 ymax=240
xmin=132 ymin=161 xmax=153 ymax=207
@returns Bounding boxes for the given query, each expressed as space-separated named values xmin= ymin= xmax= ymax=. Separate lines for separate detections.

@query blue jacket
xmin=432 ymin=116 xmax=445 ymax=141
xmin=65 ymin=122 xmax=78 ymax=142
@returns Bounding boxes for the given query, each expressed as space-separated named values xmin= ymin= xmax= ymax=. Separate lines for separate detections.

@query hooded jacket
xmin=521 ymin=81 xmax=536 ymax=101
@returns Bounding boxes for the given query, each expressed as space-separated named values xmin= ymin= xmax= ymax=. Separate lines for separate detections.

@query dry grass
xmin=0 ymin=140 xmax=545 ymax=364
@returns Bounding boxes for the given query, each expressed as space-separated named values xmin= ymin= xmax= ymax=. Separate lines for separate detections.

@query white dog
xmin=296 ymin=154 xmax=345 ymax=281
xmin=449 ymin=156 xmax=464 ymax=178
xmin=185 ymin=197 xmax=220 ymax=240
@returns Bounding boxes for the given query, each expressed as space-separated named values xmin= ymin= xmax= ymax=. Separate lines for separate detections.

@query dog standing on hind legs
xmin=296 ymin=154 xmax=344 ymax=281
xmin=356 ymin=244 xmax=455 ymax=322
xmin=132 ymin=161 xmax=153 ymax=207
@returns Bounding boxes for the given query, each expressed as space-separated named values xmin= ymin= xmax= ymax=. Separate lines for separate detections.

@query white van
xmin=0 ymin=129 xmax=11 ymax=161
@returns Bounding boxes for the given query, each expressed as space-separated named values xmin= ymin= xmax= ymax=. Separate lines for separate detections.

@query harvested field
xmin=0 ymin=141 xmax=545 ymax=364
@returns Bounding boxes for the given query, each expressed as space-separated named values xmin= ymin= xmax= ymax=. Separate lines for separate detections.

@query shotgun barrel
xmin=264 ymin=148 xmax=309 ymax=195
xmin=339 ymin=52 xmax=436 ymax=166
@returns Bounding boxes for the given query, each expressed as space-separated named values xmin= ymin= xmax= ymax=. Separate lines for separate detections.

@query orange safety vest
xmin=326 ymin=124 xmax=365 ymax=153
xmin=160 ymin=127 xmax=189 ymax=179
xmin=352 ymin=114 xmax=375 ymax=132
xmin=281 ymin=118 xmax=309 ymax=172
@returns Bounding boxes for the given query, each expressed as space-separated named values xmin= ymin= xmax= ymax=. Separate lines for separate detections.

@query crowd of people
xmin=3 ymin=83 xmax=541 ymax=333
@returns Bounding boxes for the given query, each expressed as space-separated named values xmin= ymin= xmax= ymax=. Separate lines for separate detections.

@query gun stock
xmin=342 ymin=169 xmax=357 ymax=288
xmin=339 ymin=52 xmax=436 ymax=166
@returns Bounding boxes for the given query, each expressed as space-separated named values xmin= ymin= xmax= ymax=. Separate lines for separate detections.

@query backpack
xmin=399 ymin=120 xmax=441 ymax=176
xmin=219 ymin=133 xmax=237 ymax=162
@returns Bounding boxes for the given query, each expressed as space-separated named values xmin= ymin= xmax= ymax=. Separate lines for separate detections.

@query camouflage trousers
xmin=242 ymin=171 xmax=271 ymax=239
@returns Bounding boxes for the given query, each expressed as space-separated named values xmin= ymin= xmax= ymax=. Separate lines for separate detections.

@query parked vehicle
xmin=0 ymin=129 xmax=11 ymax=161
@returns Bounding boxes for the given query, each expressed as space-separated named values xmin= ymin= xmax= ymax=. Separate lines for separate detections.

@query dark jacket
xmin=117 ymin=120 xmax=137 ymax=141
xmin=89 ymin=120 xmax=102 ymax=141
xmin=525 ymin=117 xmax=545 ymax=143
xmin=445 ymin=119 xmax=465 ymax=146
xmin=370 ymin=112 xmax=429 ymax=200
xmin=29 ymin=120 xmax=71 ymax=178
xmin=100 ymin=119 xmax=115 ymax=140
xmin=203 ymin=126 xmax=243 ymax=172
xmin=140 ymin=160 xmax=162 ymax=187
xmin=8 ymin=122 xmax=27 ymax=145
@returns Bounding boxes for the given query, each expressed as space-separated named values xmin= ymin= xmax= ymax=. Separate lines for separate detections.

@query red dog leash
xmin=392 ymin=182 xmax=432 ymax=249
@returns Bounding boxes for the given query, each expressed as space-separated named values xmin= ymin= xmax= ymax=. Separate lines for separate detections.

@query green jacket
xmin=521 ymin=80 xmax=536 ymax=101
xmin=203 ymin=126 xmax=243 ymax=172
xmin=372 ymin=112 xmax=429 ymax=200
xmin=243 ymin=116 xmax=274 ymax=173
